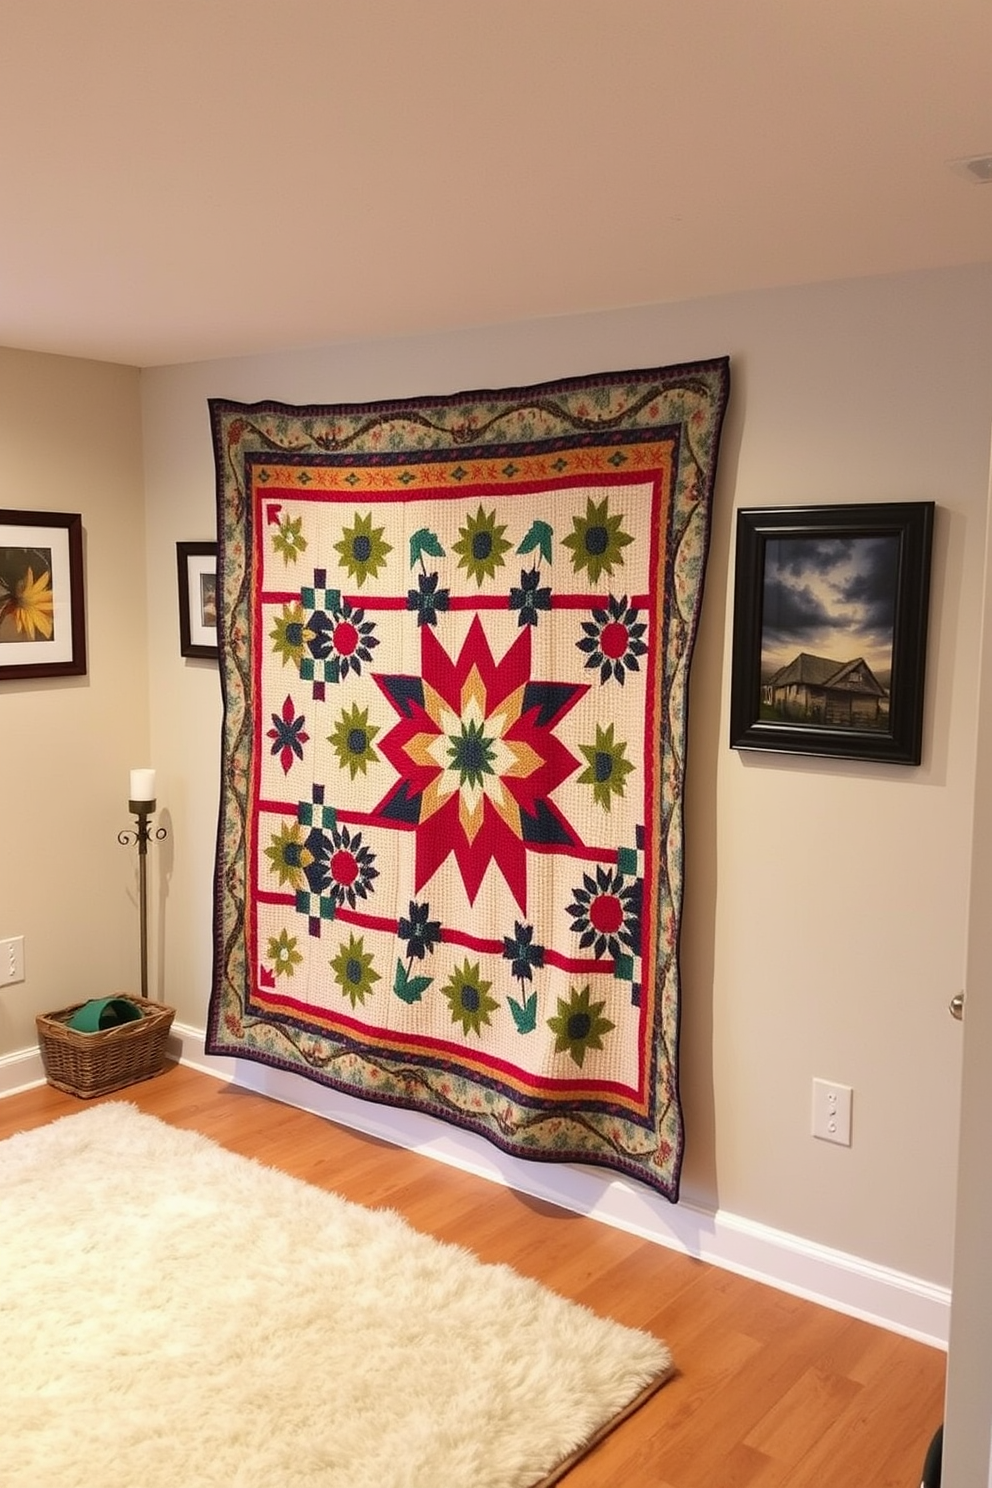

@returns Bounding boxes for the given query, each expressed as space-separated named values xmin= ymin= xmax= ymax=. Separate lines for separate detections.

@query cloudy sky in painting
xmin=760 ymin=534 xmax=899 ymax=681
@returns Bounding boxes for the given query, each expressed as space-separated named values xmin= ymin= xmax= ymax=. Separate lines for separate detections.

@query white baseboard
xmin=0 ymin=1043 xmax=44 ymax=1098
xmin=167 ymin=1022 xmax=238 ymax=1081
xmin=234 ymin=1056 xmax=951 ymax=1349
xmin=2 ymin=1027 xmax=950 ymax=1346
xmin=0 ymin=1021 xmax=236 ymax=1098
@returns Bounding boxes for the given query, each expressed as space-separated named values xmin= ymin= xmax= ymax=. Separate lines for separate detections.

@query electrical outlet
xmin=812 ymin=1078 xmax=852 ymax=1146
xmin=0 ymin=936 xmax=25 ymax=986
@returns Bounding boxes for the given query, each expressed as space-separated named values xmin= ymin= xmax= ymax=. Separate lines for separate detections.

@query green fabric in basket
xmin=67 ymin=998 xmax=143 ymax=1034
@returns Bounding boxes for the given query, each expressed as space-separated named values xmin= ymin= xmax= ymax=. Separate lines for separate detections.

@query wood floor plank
xmin=744 ymin=1364 xmax=864 ymax=1463
xmin=0 ymin=1063 xmax=945 ymax=1486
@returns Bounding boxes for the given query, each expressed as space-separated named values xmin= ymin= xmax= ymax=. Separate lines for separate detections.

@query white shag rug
xmin=0 ymin=1104 xmax=672 ymax=1488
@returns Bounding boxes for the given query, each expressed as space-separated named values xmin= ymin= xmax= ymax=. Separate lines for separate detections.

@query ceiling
xmin=2 ymin=0 xmax=990 ymax=368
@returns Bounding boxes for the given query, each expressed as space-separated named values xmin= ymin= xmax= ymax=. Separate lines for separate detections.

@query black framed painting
xmin=0 ymin=509 xmax=86 ymax=680
xmin=730 ymin=502 xmax=935 ymax=765
xmin=177 ymin=541 xmax=218 ymax=659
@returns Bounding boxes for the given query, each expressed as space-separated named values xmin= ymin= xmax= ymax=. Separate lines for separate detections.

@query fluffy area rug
xmin=0 ymin=1103 xmax=672 ymax=1488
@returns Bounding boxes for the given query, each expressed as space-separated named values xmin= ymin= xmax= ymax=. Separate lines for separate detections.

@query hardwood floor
xmin=1 ymin=1063 xmax=944 ymax=1487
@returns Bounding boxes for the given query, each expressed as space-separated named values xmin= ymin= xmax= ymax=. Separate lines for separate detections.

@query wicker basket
xmin=36 ymin=996 xmax=176 ymax=1098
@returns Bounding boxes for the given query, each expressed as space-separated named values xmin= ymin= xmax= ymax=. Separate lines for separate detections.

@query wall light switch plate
xmin=0 ymin=936 xmax=25 ymax=986
xmin=812 ymin=1078 xmax=853 ymax=1146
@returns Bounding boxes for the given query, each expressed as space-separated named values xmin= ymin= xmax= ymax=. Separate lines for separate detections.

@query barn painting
xmin=759 ymin=532 xmax=898 ymax=732
xmin=761 ymin=651 xmax=888 ymax=729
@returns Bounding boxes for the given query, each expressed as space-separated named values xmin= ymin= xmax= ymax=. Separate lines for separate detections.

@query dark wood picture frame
xmin=730 ymin=502 xmax=935 ymax=765
xmin=177 ymin=541 xmax=218 ymax=659
xmin=0 ymin=509 xmax=86 ymax=680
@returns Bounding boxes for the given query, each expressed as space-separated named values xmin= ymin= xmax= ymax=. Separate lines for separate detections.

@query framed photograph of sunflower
xmin=0 ymin=510 xmax=86 ymax=681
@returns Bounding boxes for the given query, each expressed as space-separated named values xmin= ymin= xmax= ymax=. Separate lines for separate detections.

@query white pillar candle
xmin=130 ymin=768 xmax=156 ymax=802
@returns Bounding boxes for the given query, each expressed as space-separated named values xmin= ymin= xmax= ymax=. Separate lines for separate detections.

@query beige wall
xmin=0 ymin=349 xmax=145 ymax=1053
xmin=140 ymin=262 xmax=992 ymax=1288
xmin=4 ymin=262 xmax=990 ymax=1297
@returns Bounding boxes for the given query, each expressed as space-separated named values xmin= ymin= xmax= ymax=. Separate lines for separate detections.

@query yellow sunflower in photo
xmin=0 ymin=564 xmax=54 ymax=641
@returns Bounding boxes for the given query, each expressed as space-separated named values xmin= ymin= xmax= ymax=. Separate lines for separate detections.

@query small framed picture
xmin=730 ymin=502 xmax=935 ymax=765
xmin=177 ymin=541 xmax=218 ymax=659
xmin=0 ymin=510 xmax=86 ymax=680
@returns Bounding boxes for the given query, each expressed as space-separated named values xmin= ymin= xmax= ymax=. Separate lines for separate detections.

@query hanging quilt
xmin=207 ymin=359 xmax=729 ymax=1200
